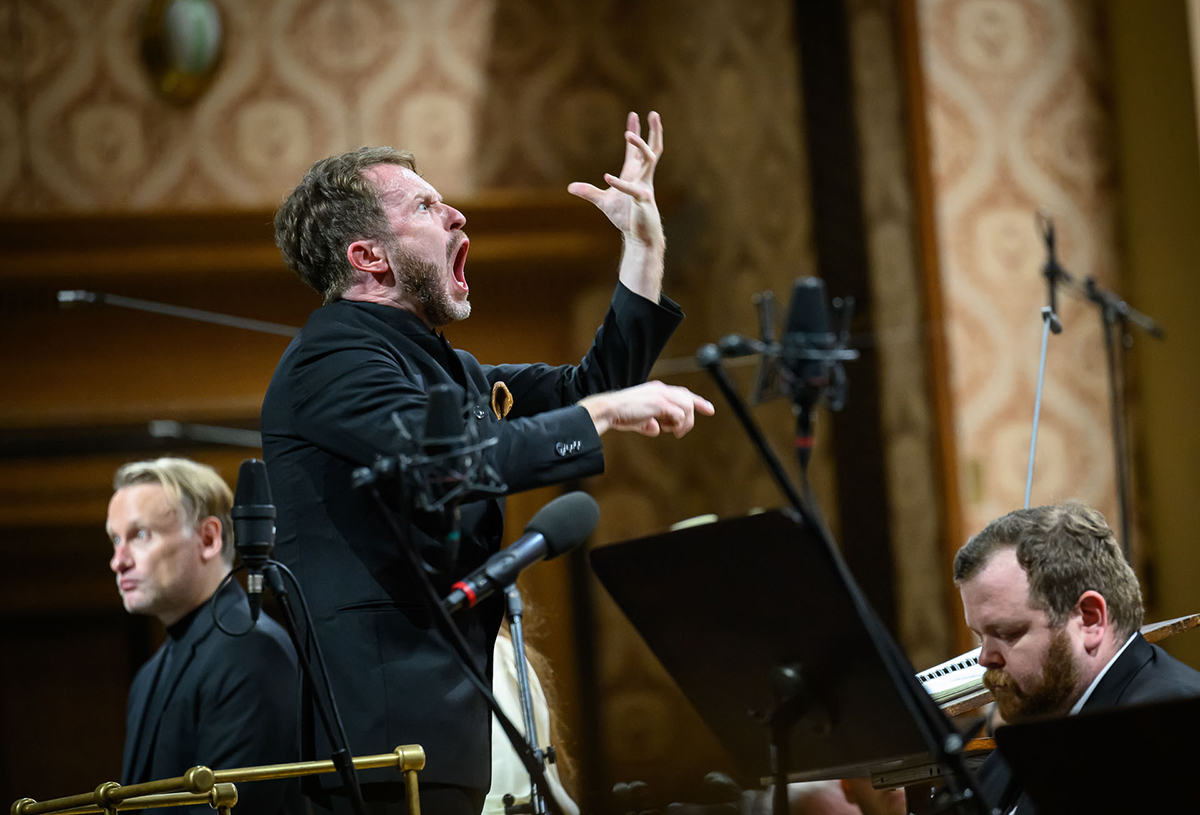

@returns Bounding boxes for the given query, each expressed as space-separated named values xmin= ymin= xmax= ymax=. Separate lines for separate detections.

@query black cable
xmin=208 ymin=562 xmax=367 ymax=814
xmin=263 ymin=560 xmax=368 ymax=815
xmin=359 ymin=482 xmax=567 ymax=815
xmin=210 ymin=567 xmax=254 ymax=637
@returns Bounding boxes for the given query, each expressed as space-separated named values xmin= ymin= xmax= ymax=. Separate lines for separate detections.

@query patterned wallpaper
xmin=4 ymin=0 xmax=1103 ymax=801
xmin=0 ymin=0 xmax=495 ymax=211
xmin=917 ymin=0 xmax=1123 ymax=541
xmin=1 ymin=0 xmax=835 ymax=797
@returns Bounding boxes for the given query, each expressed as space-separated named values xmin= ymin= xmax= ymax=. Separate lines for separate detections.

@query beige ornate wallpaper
xmin=917 ymin=0 xmax=1123 ymax=541
xmin=4 ymin=0 xmax=1085 ymax=801
xmin=0 ymin=0 xmax=494 ymax=211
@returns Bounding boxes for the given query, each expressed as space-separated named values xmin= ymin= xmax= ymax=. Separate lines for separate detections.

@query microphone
xmin=781 ymin=277 xmax=833 ymax=390
xmin=411 ymin=384 xmax=475 ymax=514
xmin=443 ymin=492 xmax=600 ymax=613
xmin=1036 ymin=211 xmax=1065 ymax=335
xmin=423 ymin=383 xmax=468 ymax=454
xmin=781 ymin=278 xmax=840 ymax=472
xmin=232 ymin=458 xmax=276 ymax=622
xmin=695 ymin=343 xmax=723 ymax=370
xmin=716 ymin=333 xmax=761 ymax=358
xmin=419 ymin=384 xmax=471 ymax=570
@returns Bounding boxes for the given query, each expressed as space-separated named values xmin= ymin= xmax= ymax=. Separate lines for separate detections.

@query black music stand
xmin=994 ymin=694 xmax=1200 ymax=812
xmin=589 ymin=510 xmax=969 ymax=792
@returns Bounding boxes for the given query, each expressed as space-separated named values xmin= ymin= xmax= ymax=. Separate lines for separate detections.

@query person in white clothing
xmin=484 ymin=626 xmax=579 ymax=815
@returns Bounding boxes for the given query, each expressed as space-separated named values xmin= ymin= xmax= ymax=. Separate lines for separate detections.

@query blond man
xmin=108 ymin=457 xmax=301 ymax=815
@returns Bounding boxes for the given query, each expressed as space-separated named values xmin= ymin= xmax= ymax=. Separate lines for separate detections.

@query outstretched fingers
xmin=602 ymin=173 xmax=650 ymax=202
xmin=619 ymin=111 xmax=641 ymax=176
xmin=623 ymin=130 xmax=658 ymax=182
xmin=567 ymin=181 xmax=612 ymax=210
xmin=647 ymin=110 xmax=664 ymax=158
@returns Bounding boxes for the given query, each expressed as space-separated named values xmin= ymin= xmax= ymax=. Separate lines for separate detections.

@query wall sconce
xmin=140 ymin=0 xmax=224 ymax=105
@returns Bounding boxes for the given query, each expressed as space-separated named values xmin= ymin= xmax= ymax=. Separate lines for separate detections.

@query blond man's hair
xmin=113 ymin=457 xmax=235 ymax=565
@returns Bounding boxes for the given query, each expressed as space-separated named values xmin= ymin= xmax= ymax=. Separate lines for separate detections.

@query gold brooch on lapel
xmin=491 ymin=381 xmax=513 ymax=419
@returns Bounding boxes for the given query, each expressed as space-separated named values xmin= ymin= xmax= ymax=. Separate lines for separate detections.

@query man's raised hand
xmin=567 ymin=111 xmax=664 ymax=250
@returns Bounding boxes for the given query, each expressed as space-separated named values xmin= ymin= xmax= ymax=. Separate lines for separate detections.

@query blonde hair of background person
xmin=113 ymin=457 xmax=236 ymax=564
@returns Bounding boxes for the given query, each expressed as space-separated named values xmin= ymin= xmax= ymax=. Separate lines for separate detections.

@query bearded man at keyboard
xmin=954 ymin=501 xmax=1200 ymax=814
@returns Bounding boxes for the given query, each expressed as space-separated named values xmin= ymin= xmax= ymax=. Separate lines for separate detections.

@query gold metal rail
xmin=11 ymin=745 xmax=426 ymax=815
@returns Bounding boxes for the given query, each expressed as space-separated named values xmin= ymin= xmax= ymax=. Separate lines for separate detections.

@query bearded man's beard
xmin=392 ymin=243 xmax=470 ymax=327
xmin=983 ymin=627 xmax=1080 ymax=722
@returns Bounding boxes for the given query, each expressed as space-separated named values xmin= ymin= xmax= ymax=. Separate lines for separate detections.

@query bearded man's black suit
xmin=261 ymin=284 xmax=681 ymax=807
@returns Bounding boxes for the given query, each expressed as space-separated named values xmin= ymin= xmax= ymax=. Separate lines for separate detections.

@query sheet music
xmin=916 ymin=647 xmax=984 ymax=705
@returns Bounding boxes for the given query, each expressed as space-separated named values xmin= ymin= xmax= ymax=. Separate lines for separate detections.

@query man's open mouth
xmin=451 ymin=237 xmax=470 ymax=293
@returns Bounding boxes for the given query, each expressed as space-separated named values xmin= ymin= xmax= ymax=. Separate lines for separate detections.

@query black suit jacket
xmin=977 ymin=633 xmax=1200 ymax=814
xmin=260 ymin=283 xmax=682 ymax=795
xmin=122 ymin=589 xmax=302 ymax=815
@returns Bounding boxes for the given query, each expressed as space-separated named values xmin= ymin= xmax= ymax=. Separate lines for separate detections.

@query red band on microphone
xmin=452 ymin=580 xmax=477 ymax=608
xmin=795 ymin=436 xmax=814 ymax=449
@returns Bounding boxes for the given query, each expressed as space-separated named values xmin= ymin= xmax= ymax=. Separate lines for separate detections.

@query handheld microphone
xmin=443 ymin=492 xmax=600 ymax=613
xmin=232 ymin=458 xmax=276 ymax=622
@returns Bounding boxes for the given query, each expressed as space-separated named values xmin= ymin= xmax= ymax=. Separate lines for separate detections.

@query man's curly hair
xmin=274 ymin=147 xmax=416 ymax=303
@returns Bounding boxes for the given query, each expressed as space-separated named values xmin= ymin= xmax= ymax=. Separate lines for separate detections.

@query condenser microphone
xmin=443 ymin=492 xmax=600 ymax=613
xmin=232 ymin=458 xmax=276 ymax=622
xmin=782 ymin=278 xmax=836 ymax=471
xmin=782 ymin=276 xmax=833 ymax=388
xmin=716 ymin=333 xmax=762 ymax=358
xmin=422 ymin=384 xmax=468 ymax=453
xmin=413 ymin=384 xmax=472 ymax=511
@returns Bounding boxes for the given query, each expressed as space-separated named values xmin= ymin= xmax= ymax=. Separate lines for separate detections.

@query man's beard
xmin=983 ymin=627 xmax=1080 ymax=722
xmin=392 ymin=241 xmax=470 ymax=327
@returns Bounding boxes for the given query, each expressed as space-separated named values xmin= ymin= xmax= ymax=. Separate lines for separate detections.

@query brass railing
xmin=11 ymin=745 xmax=426 ymax=815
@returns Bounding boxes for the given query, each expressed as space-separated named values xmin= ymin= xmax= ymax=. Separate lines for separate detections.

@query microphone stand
xmin=1085 ymin=275 xmax=1163 ymax=557
xmin=1025 ymin=213 xmax=1064 ymax=509
xmin=57 ymin=290 xmax=300 ymax=336
xmin=503 ymin=585 xmax=549 ymax=815
xmin=1025 ymin=213 xmax=1165 ymax=555
xmin=694 ymin=348 xmax=992 ymax=815
xmin=697 ymin=345 xmax=806 ymax=512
